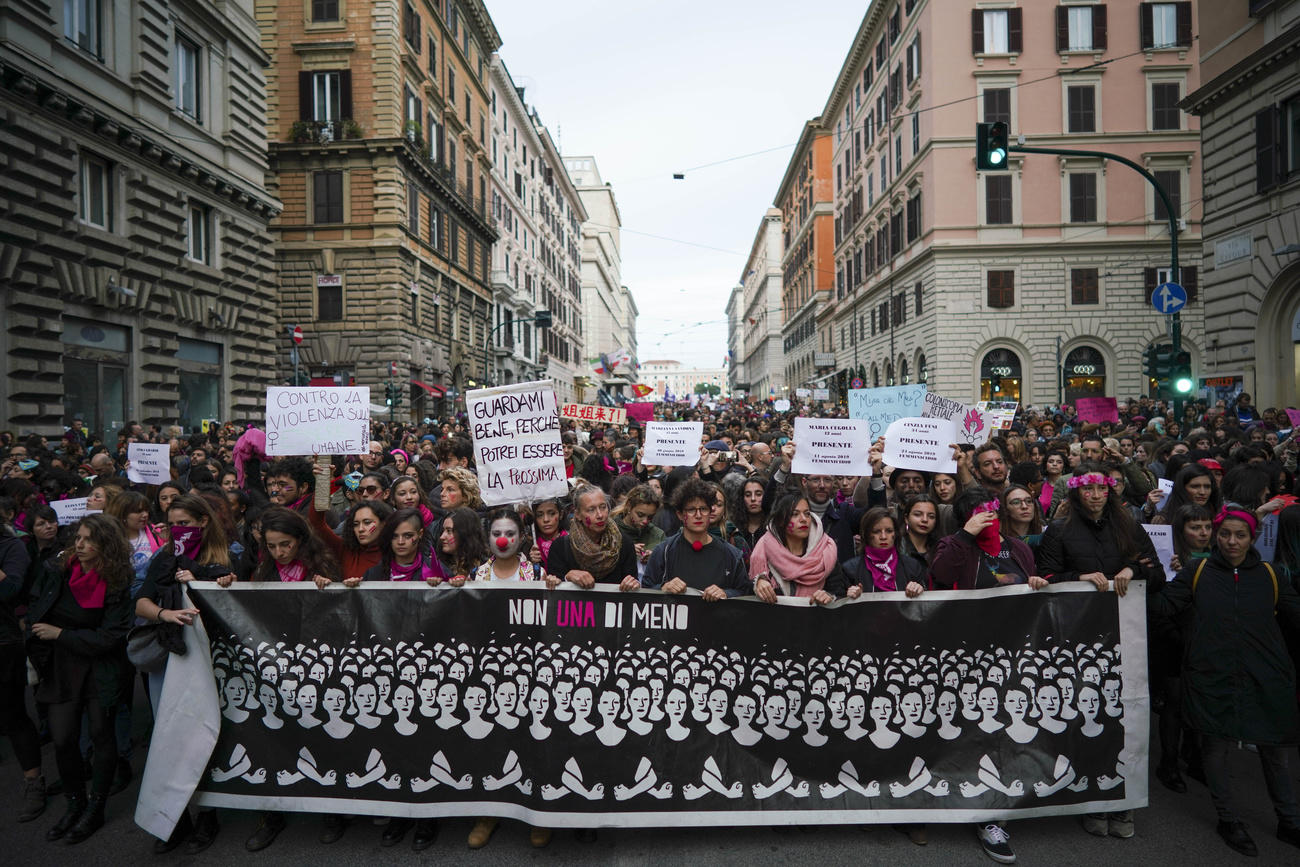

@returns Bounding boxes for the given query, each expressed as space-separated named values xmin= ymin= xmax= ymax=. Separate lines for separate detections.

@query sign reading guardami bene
xmin=791 ymin=418 xmax=872 ymax=476
xmin=265 ymin=386 xmax=370 ymax=456
xmin=466 ymin=380 xmax=568 ymax=507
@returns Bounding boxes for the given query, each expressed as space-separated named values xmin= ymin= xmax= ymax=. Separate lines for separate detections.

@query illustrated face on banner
xmin=489 ymin=518 xmax=522 ymax=558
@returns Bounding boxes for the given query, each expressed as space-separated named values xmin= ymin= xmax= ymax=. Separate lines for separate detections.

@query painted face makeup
xmin=490 ymin=518 xmax=522 ymax=557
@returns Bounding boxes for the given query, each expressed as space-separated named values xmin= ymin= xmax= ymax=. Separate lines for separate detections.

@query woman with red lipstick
xmin=543 ymin=484 xmax=637 ymax=589
xmin=748 ymin=492 xmax=843 ymax=605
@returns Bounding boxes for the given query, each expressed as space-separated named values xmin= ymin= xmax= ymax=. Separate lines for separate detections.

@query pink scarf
xmin=863 ymin=546 xmax=899 ymax=593
xmin=418 ymin=504 xmax=437 ymax=527
xmin=748 ymin=515 xmax=840 ymax=598
xmin=537 ymin=531 xmax=567 ymax=569
xmin=388 ymin=552 xmax=447 ymax=582
xmin=275 ymin=560 xmax=306 ymax=582
xmin=68 ymin=559 xmax=107 ymax=608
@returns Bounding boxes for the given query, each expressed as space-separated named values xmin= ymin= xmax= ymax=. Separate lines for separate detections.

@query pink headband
xmin=390 ymin=448 xmax=410 ymax=463
xmin=1213 ymin=507 xmax=1258 ymax=538
xmin=1067 ymin=473 xmax=1116 ymax=489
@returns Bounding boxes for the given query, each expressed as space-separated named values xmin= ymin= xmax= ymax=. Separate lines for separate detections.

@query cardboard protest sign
xmin=923 ymin=393 xmax=994 ymax=445
xmin=1142 ymin=524 xmax=1176 ymax=581
xmin=848 ymin=385 xmax=927 ymax=438
xmin=126 ymin=442 xmax=171 ymax=485
xmin=265 ymin=387 xmax=370 ymax=456
xmin=1074 ymin=397 xmax=1119 ymax=424
xmin=466 ymin=380 xmax=567 ymax=507
xmin=882 ymin=417 xmax=958 ymax=474
xmin=643 ymin=422 xmax=704 ymax=467
xmin=560 ymin=404 xmax=627 ymax=426
xmin=52 ymin=497 xmax=96 ymax=526
xmin=791 ymin=418 xmax=872 ymax=476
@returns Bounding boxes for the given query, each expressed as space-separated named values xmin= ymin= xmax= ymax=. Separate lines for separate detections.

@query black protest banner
xmin=176 ymin=583 xmax=1147 ymax=826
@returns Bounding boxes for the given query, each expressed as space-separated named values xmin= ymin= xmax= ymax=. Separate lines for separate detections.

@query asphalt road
xmin=1 ymin=684 xmax=1297 ymax=866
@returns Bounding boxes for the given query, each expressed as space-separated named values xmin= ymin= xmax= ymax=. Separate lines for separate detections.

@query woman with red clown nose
xmin=470 ymin=508 xmax=539 ymax=582
xmin=1153 ymin=504 xmax=1300 ymax=858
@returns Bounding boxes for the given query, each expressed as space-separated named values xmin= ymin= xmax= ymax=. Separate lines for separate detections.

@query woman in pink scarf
xmin=749 ymin=493 xmax=843 ymax=605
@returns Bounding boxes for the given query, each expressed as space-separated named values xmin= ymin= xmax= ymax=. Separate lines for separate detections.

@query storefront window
xmin=62 ymin=319 xmax=129 ymax=441
xmin=980 ymin=348 xmax=1022 ymax=402
xmin=177 ymin=338 xmax=222 ymax=431
xmin=1063 ymin=345 xmax=1106 ymax=405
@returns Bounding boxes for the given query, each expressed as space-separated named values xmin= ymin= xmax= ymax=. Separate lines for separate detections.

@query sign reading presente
xmin=126 ymin=442 xmax=171 ymax=485
xmin=466 ymin=380 xmax=568 ymax=507
xmin=265 ymin=387 xmax=371 ymax=456
xmin=791 ymin=418 xmax=872 ymax=476
xmin=642 ymin=422 xmax=704 ymax=466
xmin=882 ymin=417 xmax=959 ymax=474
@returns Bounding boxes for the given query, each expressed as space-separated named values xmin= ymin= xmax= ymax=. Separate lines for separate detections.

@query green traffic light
xmin=1174 ymin=377 xmax=1193 ymax=394
xmin=989 ymin=149 xmax=1005 ymax=166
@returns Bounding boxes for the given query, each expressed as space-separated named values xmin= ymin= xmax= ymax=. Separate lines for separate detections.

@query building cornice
xmin=1183 ymin=22 xmax=1300 ymax=115
xmin=0 ymin=59 xmax=279 ymax=219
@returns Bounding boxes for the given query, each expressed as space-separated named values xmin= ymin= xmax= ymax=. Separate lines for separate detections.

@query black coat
xmin=0 ymin=534 xmax=33 ymax=646
xmin=25 ymin=559 xmax=133 ymax=707
xmin=1036 ymin=511 xmax=1163 ymax=588
xmin=1153 ymin=549 xmax=1300 ymax=746
xmin=840 ymin=552 xmax=927 ymax=594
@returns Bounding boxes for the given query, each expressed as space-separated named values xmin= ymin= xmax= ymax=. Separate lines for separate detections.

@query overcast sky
xmin=489 ymin=0 xmax=865 ymax=369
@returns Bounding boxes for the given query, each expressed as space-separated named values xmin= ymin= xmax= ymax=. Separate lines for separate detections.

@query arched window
xmin=1063 ymin=345 xmax=1106 ymax=404
xmin=899 ymin=357 xmax=909 ymax=385
xmin=917 ymin=353 xmax=928 ymax=384
xmin=979 ymin=348 xmax=1022 ymax=402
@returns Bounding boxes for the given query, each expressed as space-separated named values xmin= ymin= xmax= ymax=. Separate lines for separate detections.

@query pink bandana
xmin=275 ymin=560 xmax=306 ymax=582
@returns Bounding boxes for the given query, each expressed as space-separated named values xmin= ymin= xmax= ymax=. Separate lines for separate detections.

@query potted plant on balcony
xmin=290 ymin=121 xmax=315 ymax=143
xmin=342 ymin=118 xmax=363 ymax=140
xmin=404 ymin=120 xmax=422 ymax=143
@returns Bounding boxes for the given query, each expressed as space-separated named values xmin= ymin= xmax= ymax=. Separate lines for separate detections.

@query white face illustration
xmin=464 ymin=685 xmax=487 ymax=716
xmin=978 ymin=686 xmax=999 ymax=716
xmin=664 ymin=690 xmax=687 ymax=721
xmin=225 ymin=678 xmax=247 ymax=708
xmin=1036 ymin=685 xmax=1060 ymax=717
xmin=1102 ymin=679 xmax=1121 ymax=705
xmin=629 ymin=686 xmax=651 ymax=719
xmin=323 ymin=687 xmax=347 ymax=717
xmin=846 ymin=694 xmax=867 ymax=725
xmin=936 ymin=692 xmax=957 ymax=722
xmin=827 ymin=691 xmax=846 ymax=719
xmin=1003 ymin=690 xmax=1028 ymax=720
xmin=418 ymin=679 xmax=437 ymax=705
xmin=529 ymin=687 xmax=551 ymax=719
xmin=572 ymin=687 xmax=594 ymax=719
xmin=258 ymin=684 xmax=278 ymax=712
xmin=554 ymin=680 xmax=573 ymax=711
xmin=355 ymin=683 xmax=377 ymax=714
xmin=296 ymin=683 xmax=318 ymax=716
xmin=734 ymin=695 xmax=756 ymax=724
xmin=802 ymin=699 xmax=826 ymax=730
xmin=437 ymin=682 xmax=459 ymax=712
xmin=597 ymin=691 xmax=621 ymax=721
xmin=869 ymin=696 xmax=892 ymax=725
xmin=960 ymin=682 xmax=978 ymax=709
xmin=690 ymin=682 xmax=708 ymax=707
xmin=900 ymin=692 xmax=924 ymax=724
xmin=496 ymin=681 xmax=518 ymax=714
xmin=392 ymin=685 xmax=415 ymax=716
xmin=1077 ymin=686 xmax=1100 ymax=719
xmin=707 ymin=688 xmax=728 ymax=718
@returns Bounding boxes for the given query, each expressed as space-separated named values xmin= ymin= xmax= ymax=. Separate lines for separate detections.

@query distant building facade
xmin=737 ymin=208 xmax=786 ymax=399
xmin=639 ymin=360 xmax=728 ymax=399
xmin=1185 ymin=1 xmax=1300 ymax=407
xmin=0 ymin=0 xmax=278 ymax=437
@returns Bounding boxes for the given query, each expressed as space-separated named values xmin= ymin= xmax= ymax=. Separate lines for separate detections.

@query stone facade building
xmin=1185 ymin=1 xmax=1300 ymax=408
xmin=775 ymin=120 xmax=835 ymax=395
xmin=816 ymin=0 xmax=1204 ymax=407
xmin=488 ymin=55 xmax=586 ymax=399
xmin=259 ymin=0 xmax=500 ymax=420
xmin=0 ymin=0 xmax=278 ymax=437
xmin=735 ymin=207 xmax=786 ymax=399
xmin=725 ymin=283 xmax=745 ymax=395
xmin=639 ymin=360 xmax=727 ymax=399
xmin=566 ymin=155 xmax=638 ymax=404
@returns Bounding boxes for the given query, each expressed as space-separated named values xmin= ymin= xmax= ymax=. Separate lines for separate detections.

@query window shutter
xmin=1139 ymin=3 xmax=1153 ymax=50
xmin=1008 ymin=8 xmax=1023 ymax=53
xmin=1143 ymin=267 xmax=1158 ymax=297
xmin=1255 ymin=106 xmax=1278 ymax=193
xmin=339 ymin=70 xmax=353 ymax=120
xmin=1175 ymin=2 xmax=1192 ymax=46
xmin=1056 ymin=6 xmax=1069 ymax=52
xmin=971 ymin=9 xmax=984 ymax=54
xmin=1093 ymin=5 xmax=1108 ymax=50
xmin=299 ymin=71 xmax=313 ymax=121
xmin=1181 ymin=265 xmax=1198 ymax=301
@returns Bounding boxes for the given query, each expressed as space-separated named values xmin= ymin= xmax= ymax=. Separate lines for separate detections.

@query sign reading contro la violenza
xmin=265 ymin=387 xmax=371 ymax=456
xmin=466 ymin=380 xmax=568 ymax=506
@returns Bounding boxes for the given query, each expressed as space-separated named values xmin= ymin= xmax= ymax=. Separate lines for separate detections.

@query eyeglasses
xmin=1006 ymin=498 xmax=1033 ymax=507
xmin=681 ymin=506 xmax=710 ymax=515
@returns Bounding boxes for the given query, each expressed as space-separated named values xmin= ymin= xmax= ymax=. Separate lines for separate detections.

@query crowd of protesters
xmin=0 ymin=388 xmax=1299 ymax=862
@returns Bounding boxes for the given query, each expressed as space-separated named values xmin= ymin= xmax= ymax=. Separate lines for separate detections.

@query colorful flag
xmin=632 ymin=384 xmax=653 ymax=398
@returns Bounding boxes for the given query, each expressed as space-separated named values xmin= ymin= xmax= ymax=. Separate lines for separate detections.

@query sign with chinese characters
xmin=560 ymin=403 xmax=627 ymax=426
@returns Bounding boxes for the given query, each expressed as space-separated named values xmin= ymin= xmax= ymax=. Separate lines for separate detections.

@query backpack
xmin=1190 ymin=558 xmax=1279 ymax=612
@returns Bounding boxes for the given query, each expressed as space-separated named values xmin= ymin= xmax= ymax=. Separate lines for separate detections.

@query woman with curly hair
xmin=242 ymin=507 xmax=340 ymax=588
xmin=438 ymin=466 xmax=484 ymax=513
xmin=26 ymin=514 xmax=134 ymax=844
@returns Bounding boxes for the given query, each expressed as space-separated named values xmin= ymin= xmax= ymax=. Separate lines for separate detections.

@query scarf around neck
xmin=275 ymin=559 xmax=307 ymax=582
xmin=750 ymin=514 xmax=839 ymax=598
xmin=388 ymin=550 xmax=446 ymax=582
xmin=68 ymin=558 xmax=106 ymax=608
xmin=863 ymin=545 xmax=900 ymax=593
xmin=567 ymin=518 xmax=623 ymax=579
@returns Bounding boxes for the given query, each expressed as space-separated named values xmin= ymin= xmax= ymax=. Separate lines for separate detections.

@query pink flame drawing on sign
xmin=962 ymin=408 xmax=985 ymax=439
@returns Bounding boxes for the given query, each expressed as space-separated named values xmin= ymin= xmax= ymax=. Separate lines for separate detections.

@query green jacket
xmin=615 ymin=517 xmax=666 ymax=552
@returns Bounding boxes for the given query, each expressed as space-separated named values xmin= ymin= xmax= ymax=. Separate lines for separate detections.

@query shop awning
xmin=411 ymin=379 xmax=446 ymax=398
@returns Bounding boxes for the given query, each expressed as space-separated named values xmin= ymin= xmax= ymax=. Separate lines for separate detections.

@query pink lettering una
xmin=556 ymin=599 xmax=595 ymax=628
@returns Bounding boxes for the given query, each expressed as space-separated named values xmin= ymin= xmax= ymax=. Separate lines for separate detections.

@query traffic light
xmin=976 ymin=122 xmax=1009 ymax=171
xmin=1143 ymin=344 xmax=1159 ymax=381
xmin=288 ymin=370 xmax=309 ymax=386
xmin=1172 ymin=350 xmax=1193 ymax=394
xmin=384 ymin=383 xmax=395 ymax=406
xmin=534 ymin=309 xmax=553 ymax=328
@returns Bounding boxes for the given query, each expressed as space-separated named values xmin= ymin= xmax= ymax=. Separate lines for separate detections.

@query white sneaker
xmin=977 ymin=823 xmax=1016 ymax=864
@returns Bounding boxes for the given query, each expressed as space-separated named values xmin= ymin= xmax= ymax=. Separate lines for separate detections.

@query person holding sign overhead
xmin=543 ymin=485 xmax=637 ymax=590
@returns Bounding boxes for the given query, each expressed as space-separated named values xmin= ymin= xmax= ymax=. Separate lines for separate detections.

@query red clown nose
xmin=495 ymin=537 xmax=510 ymax=551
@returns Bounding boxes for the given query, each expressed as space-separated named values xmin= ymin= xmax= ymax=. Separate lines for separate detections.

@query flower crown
xmin=1067 ymin=472 xmax=1116 ymax=489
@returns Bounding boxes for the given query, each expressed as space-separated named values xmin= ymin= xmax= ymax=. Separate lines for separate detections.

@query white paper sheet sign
xmin=882 ymin=417 xmax=959 ymax=474
xmin=643 ymin=422 xmax=704 ymax=467
xmin=126 ymin=442 xmax=171 ymax=485
xmin=265 ymin=386 xmax=371 ymax=456
xmin=466 ymin=380 xmax=568 ymax=507
xmin=773 ymin=399 xmax=791 ymax=412
xmin=1142 ymin=524 xmax=1176 ymax=581
xmin=52 ymin=497 xmax=96 ymax=526
xmin=1256 ymin=513 xmax=1279 ymax=562
xmin=1154 ymin=478 xmax=1174 ymax=511
xmin=791 ymin=418 xmax=872 ymax=477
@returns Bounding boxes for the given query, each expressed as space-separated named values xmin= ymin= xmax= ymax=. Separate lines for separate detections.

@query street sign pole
xmin=1006 ymin=142 xmax=1183 ymax=420
xmin=287 ymin=325 xmax=301 ymax=386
